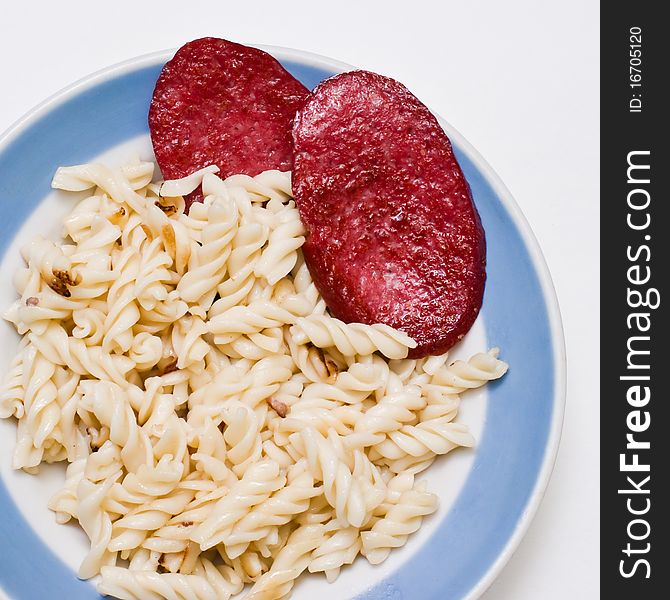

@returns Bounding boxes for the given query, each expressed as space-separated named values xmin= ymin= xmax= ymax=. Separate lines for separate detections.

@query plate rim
xmin=0 ymin=44 xmax=566 ymax=600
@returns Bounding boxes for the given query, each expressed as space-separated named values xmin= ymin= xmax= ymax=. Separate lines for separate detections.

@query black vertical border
xmin=601 ymin=4 xmax=667 ymax=596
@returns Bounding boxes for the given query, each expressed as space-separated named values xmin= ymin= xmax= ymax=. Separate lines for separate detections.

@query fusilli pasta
xmin=0 ymin=161 xmax=508 ymax=598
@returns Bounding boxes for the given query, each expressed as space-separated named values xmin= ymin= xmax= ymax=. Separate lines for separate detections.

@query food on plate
xmin=149 ymin=37 xmax=309 ymax=208
xmin=0 ymin=38 xmax=508 ymax=600
xmin=0 ymin=160 xmax=506 ymax=599
xmin=292 ymin=70 xmax=486 ymax=358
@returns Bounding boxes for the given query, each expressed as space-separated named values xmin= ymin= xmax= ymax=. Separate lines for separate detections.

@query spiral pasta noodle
xmin=192 ymin=460 xmax=287 ymax=550
xmin=246 ymin=524 xmax=326 ymax=600
xmin=0 ymin=160 xmax=508 ymax=597
xmin=290 ymin=315 xmax=417 ymax=360
xmin=254 ymin=202 xmax=305 ymax=285
xmin=308 ymin=526 xmax=362 ymax=582
xmin=98 ymin=558 xmax=243 ymax=600
xmin=177 ymin=195 xmax=237 ymax=310
xmin=220 ymin=460 xmax=320 ymax=559
xmin=360 ymin=480 xmax=438 ymax=565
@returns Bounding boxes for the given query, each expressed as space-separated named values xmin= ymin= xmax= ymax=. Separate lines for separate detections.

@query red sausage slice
xmin=292 ymin=70 xmax=486 ymax=358
xmin=149 ymin=37 xmax=309 ymax=208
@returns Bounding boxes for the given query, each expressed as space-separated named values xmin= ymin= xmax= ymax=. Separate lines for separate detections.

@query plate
xmin=0 ymin=46 xmax=565 ymax=600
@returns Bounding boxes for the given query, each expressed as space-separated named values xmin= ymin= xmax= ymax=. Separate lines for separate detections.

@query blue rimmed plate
xmin=0 ymin=46 xmax=565 ymax=600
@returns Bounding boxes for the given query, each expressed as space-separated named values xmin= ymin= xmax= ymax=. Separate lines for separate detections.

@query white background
xmin=0 ymin=1 xmax=599 ymax=599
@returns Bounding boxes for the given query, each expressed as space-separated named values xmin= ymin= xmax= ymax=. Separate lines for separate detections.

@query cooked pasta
xmin=360 ymin=478 xmax=438 ymax=565
xmin=290 ymin=315 xmax=417 ymax=360
xmin=0 ymin=160 xmax=508 ymax=598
